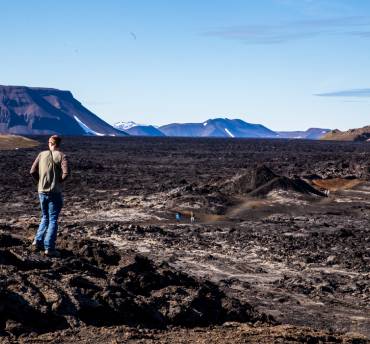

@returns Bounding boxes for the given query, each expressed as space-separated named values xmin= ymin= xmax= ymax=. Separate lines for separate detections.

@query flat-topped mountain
xmin=321 ymin=126 xmax=370 ymax=141
xmin=278 ymin=128 xmax=331 ymax=139
xmin=159 ymin=118 xmax=278 ymax=138
xmin=0 ymin=85 xmax=126 ymax=136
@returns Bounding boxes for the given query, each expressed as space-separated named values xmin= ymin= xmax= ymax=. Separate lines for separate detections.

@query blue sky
xmin=1 ymin=0 xmax=370 ymax=130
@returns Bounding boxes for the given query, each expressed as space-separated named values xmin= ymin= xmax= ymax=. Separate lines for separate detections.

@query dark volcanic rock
xmin=220 ymin=165 xmax=326 ymax=197
xmin=0 ymin=233 xmax=267 ymax=335
xmin=250 ymin=165 xmax=278 ymax=189
xmin=249 ymin=175 xmax=326 ymax=197
xmin=0 ymin=85 xmax=126 ymax=136
xmin=166 ymin=165 xmax=326 ymax=216
xmin=355 ymin=132 xmax=370 ymax=142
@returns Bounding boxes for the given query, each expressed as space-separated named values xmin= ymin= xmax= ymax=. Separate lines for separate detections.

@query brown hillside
xmin=321 ymin=125 xmax=370 ymax=141
xmin=0 ymin=135 xmax=39 ymax=150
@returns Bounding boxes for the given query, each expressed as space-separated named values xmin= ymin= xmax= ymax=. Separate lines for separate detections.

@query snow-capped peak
xmin=114 ymin=121 xmax=139 ymax=130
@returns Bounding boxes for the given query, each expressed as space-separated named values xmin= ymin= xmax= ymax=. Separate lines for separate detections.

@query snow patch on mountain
xmin=74 ymin=116 xmax=105 ymax=136
xmin=224 ymin=128 xmax=235 ymax=137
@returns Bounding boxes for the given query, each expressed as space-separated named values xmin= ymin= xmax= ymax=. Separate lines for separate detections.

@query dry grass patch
xmin=0 ymin=135 xmax=39 ymax=150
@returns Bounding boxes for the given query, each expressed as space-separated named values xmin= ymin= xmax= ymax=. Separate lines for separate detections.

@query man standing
xmin=30 ymin=135 xmax=70 ymax=257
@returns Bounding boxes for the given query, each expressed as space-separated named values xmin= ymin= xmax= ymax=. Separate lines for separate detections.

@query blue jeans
xmin=34 ymin=192 xmax=63 ymax=250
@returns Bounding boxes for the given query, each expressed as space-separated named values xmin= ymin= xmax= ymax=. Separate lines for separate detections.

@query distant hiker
xmin=30 ymin=135 xmax=70 ymax=257
xmin=175 ymin=212 xmax=181 ymax=222
xmin=190 ymin=211 xmax=195 ymax=223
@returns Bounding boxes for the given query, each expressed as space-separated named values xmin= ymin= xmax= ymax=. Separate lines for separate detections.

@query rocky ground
xmin=0 ymin=137 xmax=369 ymax=343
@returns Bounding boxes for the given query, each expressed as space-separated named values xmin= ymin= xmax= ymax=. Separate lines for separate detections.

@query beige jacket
xmin=30 ymin=150 xmax=69 ymax=193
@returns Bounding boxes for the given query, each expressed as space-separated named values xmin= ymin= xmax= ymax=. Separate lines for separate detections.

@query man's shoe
xmin=44 ymin=249 xmax=61 ymax=258
xmin=31 ymin=240 xmax=43 ymax=252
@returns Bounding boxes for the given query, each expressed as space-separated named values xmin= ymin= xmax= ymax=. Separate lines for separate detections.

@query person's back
xmin=30 ymin=135 xmax=70 ymax=257
xmin=34 ymin=150 xmax=68 ymax=193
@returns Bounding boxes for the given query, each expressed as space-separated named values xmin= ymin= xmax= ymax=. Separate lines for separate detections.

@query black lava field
xmin=0 ymin=137 xmax=369 ymax=343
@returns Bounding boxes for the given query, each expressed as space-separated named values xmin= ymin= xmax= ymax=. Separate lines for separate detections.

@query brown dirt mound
xmin=0 ymin=232 xmax=270 ymax=337
xmin=312 ymin=178 xmax=362 ymax=191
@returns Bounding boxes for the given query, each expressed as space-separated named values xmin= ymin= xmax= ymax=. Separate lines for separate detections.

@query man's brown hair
xmin=49 ymin=135 xmax=62 ymax=147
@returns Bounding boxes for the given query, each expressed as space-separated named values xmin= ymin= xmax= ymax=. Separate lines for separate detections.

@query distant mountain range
xmin=114 ymin=119 xmax=331 ymax=139
xmin=0 ymin=84 xmax=338 ymax=139
xmin=0 ymin=85 xmax=125 ymax=136
xmin=321 ymin=126 xmax=370 ymax=141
